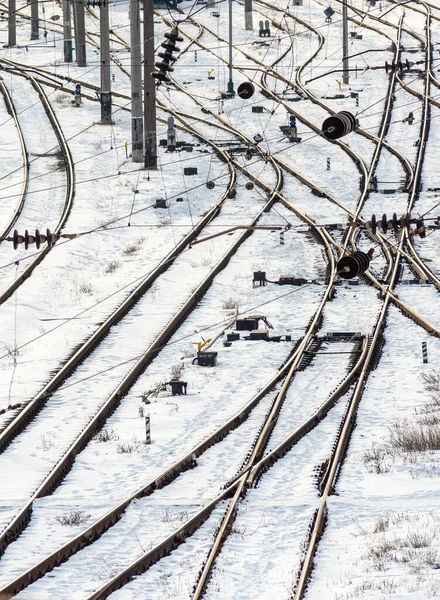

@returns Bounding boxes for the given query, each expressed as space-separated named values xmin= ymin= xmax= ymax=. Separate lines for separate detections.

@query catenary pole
xmin=227 ymin=0 xmax=234 ymax=93
xmin=100 ymin=0 xmax=112 ymax=122
xmin=8 ymin=0 xmax=16 ymax=47
xmin=143 ymin=0 xmax=157 ymax=169
xmin=244 ymin=0 xmax=253 ymax=30
xmin=342 ymin=0 xmax=349 ymax=84
xmin=75 ymin=0 xmax=87 ymax=66
xmin=63 ymin=0 xmax=72 ymax=61
xmin=31 ymin=0 xmax=39 ymax=39
xmin=130 ymin=0 xmax=143 ymax=161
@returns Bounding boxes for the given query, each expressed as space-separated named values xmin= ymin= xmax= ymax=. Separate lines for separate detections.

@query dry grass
xmin=169 ymin=362 xmax=184 ymax=381
xmin=116 ymin=436 xmax=146 ymax=454
xmin=105 ymin=260 xmax=121 ymax=274
xmin=95 ymin=428 xmax=119 ymax=443
xmin=388 ymin=420 xmax=440 ymax=452
xmin=122 ymin=237 xmax=144 ymax=256
xmin=221 ymin=297 xmax=240 ymax=310
xmin=52 ymin=510 xmax=91 ymax=526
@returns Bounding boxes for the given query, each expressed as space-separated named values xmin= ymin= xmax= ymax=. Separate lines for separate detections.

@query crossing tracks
xmin=0 ymin=1 xmax=440 ymax=599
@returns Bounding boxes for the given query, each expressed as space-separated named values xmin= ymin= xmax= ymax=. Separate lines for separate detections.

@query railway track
xmin=0 ymin=79 xmax=29 ymax=241
xmin=0 ymin=62 xmax=75 ymax=304
xmin=0 ymin=2 xmax=439 ymax=598
xmin=292 ymin=4 xmax=435 ymax=596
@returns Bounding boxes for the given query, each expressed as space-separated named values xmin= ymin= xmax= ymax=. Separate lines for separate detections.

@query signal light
xmin=289 ymin=114 xmax=296 ymax=128
xmin=152 ymin=27 xmax=184 ymax=84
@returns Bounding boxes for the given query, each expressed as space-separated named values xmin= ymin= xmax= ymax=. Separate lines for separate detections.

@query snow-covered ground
xmin=0 ymin=0 xmax=440 ymax=598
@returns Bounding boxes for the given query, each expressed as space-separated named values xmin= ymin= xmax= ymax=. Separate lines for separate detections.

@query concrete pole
xmin=100 ymin=0 xmax=112 ymax=122
xmin=75 ymin=0 xmax=86 ymax=67
xmin=227 ymin=0 xmax=234 ymax=93
xmin=8 ymin=0 xmax=16 ymax=47
xmin=63 ymin=0 xmax=72 ymax=62
xmin=130 ymin=0 xmax=143 ymax=161
xmin=244 ymin=0 xmax=253 ymax=31
xmin=31 ymin=0 xmax=39 ymax=39
xmin=342 ymin=0 xmax=349 ymax=84
xmin=143 ymin=0 xmax=157 ymax=169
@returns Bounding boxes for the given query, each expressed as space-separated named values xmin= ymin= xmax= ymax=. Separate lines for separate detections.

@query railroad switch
xmin=248 ymin=329 xmax=269 ymax=341
xmin=278 ymin=276 xmax=308 ymax=286
xmin=227 ymin=333 xmax=240 ymax=342
xmin=194 ymin=351 xmax=218 ymax=367
xmin=253 ymin=271 xmax=267 ymax=287
xmin=167 ymin=381 xmax=188 ymax=395
xmin=235 ymin=315 xmax=273 ymax=331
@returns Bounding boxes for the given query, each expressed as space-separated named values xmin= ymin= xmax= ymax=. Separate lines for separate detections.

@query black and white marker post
xmin=422 ymin=341 xmax=428 ymax=364
xmin=145 ymin=411 xmax=151 ymax=444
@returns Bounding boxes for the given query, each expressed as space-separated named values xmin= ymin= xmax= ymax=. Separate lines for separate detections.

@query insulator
xmin=322 ymin=111 xmax=357 ymax=140
xmin=13 ymin=229 xmax=24 ymax=250
xmin=24 ymin=229 xmax=35 ymax=249
xmin=337 ymin=250 xmax=372 ymax=280
xmin=237 ymin=82 xmax=255 ymax=99
xmin=35 ymin=228 xmax=41 ymax=249
xmin=416 ymin=218 xmax=426 ymax=238
xmin=46 ymin=228 xmax=58 ymax=248
xmin=381 ymin=213 xmax=388 ymax=234
xmin=245 ymin=182 xmax=254 ymax=190
xmin=206 ymin=181 xmax=215 ymax=189
xmin=371 ymin=213 xmax=377 ymax=235
xmin=392 ymin=213 xmax=399 ymax=234
xmin=152 ymin=27 xmax=183 ymax=83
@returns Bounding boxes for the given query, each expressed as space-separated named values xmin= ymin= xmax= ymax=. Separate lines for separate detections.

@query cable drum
xmin=337 ymin=250 xmax=371 ymax=279
xmin=322 ymin=111 xmax=357 ymax=140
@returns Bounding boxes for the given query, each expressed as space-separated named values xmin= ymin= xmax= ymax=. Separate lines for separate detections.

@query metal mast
xmin=63 ymin=0 xmax=72 ymax=61
xmin=342 ymin=0 xmax=349 ymax=84
xmin=75 ymin=0 xmax=86 ymax=66
xmin=244 ymin=0 xmax=253 ymax=30
xmin=31 ymin=0 xmax=39 ymax=39
xmin=100 ymin=0 xmax=112 ymax=122
xmin=227 ymin=0 xmax=234 ymax=93
xmin=130 ymin=0 xmax=143 ymax=161
xmin=143 ymin=0 xmax=157 ymax=169
xmin=8 ymin=0 xmax=16 ymax=47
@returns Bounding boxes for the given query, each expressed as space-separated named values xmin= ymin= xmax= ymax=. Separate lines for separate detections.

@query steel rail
xmin=189 ymin=4 xmax=423 ymax=285
xmin=310 ymin=0 xmax=440 ymax=289
xmin=293 ymin=5 xmax=434 ymax=596
xmin=255 ymin=0 xmax=414 ymax=188
xmin=0 ymin=79 xmax=29 ymax=243
xmin=0 ymin=62 xmax=75 ymax=305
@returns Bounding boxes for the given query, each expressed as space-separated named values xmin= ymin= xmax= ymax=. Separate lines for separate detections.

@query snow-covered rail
xmin=0 ymin=62 xmax=75 ymax=304
xmin=0 ymin=79 xmax=29 ymax=242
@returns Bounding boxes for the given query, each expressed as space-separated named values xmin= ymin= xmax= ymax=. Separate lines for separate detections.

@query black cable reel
xmin=237 ymin=82 xmax=255 ymax=99
xmin=322 ymin=111 xmax=358 ymax=140
xmin=151 ymin=27 xmax=184 ymax=84
xmin=337 ymin=249 xmax=373 ymax=279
